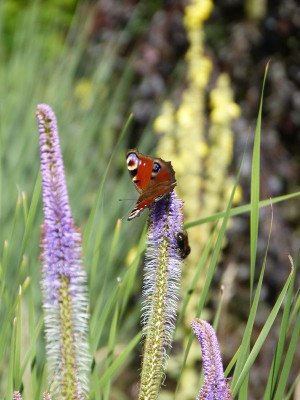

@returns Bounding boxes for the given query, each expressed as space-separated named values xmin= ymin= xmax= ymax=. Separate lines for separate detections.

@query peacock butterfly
xmin=126 ymin=149 xmax=176 ymax=220
xmin=175 ymin=231 xmax=191 ymax=259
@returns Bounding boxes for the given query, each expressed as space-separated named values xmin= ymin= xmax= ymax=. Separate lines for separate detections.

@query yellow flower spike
xmin=153 ymin=101 xmax=175 ymax=133
xmin=210 ymin=73 xmax=241 ymax=124
xmin=184 ymin=0 xmax=214 ymax=29
xmin=189 ymin=58 xmax=213 ymax=88
xmin=176 ymin=104 xmax=195 ymax=127
xmin=197 ymin=141 xmax=210 ymax=157
xmin=154 ymin=2 xmax=242 ymax=397
xmin=228 ymin=102 xmax=241 ymax=119
xmin=153 ymin=114 xmax=173 ymax=133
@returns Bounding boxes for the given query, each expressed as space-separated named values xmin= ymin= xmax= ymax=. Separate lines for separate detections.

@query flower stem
xmin=59 ymin=274 xmax=80 ymax=398
xmin=139 ymin=191 xmax=184 ymax=399
xmin=139 ymin=237 xmax=169 ymax=399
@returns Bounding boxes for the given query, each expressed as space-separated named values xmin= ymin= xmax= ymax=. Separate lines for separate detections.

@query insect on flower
xmin=126 ymin=149 xmax=176 ymax=220
xmin=176 ymin=230 xmax=191 ymax=259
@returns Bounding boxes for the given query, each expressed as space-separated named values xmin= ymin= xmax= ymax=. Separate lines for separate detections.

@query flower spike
xmin=191 ymin=319 xmax=232 ymax=400
xmin=36 ymin=104 xmax=90 ymax=399
xmin=13 ymin=392 xmax=22 ymax=400
xmin=139 ymin=190 xmax=184 ymax=399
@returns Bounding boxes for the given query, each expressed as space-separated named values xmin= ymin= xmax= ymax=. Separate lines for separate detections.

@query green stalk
xmin=139 ymin=237 xmax=169 ymax=400
xmin=59 ymin=274 xmax=81 ymax=399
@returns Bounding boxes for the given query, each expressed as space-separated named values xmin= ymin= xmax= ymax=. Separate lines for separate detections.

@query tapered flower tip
xmin=36 ymin=103 xmax=57 ymax=119
xmin=191 ymin=319 xmax=232 ymax=400
xmin=13 ymin=392 xmax=22 ymax=400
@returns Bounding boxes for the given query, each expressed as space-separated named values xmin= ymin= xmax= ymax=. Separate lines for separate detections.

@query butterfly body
xmin=126 ymin=149 xmax=176 ymax=220
xmin=176 ymin=231 xmax=191 ymax=259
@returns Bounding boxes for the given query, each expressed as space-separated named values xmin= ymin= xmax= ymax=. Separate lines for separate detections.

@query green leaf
xmin=232 ymin=264 xmax=293 ymax=396
xmin=83 ymin=113 xmax=133 ymax=254
xmin=14 ymin=286 xmax=22 ymax=389
xmin=20 ymin=315 xmax=43 ymax=379
xmin=90 ymin=331 xmax=142 ymax=397
xmin=231 ymin=207 xmax=273 ymax=390
xmin=184 ymin=191 xmax=300 ymax=229
xmin=18 ymin=173 xmax=41 ymax=266
xmin=213 ymin=286 xmax=224 ymax=332
xmin=6 ymin=318 xmax=16 ymax=399
xmin=175 ymin=152 xmax=244 ymax=396
xmin=263 ymin=254 xmax=297 ymax=399
xmin=103 ymin=303 xmax=119 ymax=400
xmin=177 ymin=224 xmax=218 ymax=328
xmin=285 ymin=373 xmax=300 ymax=400
xmin=273 ymin=288 xmax=300 ymax=400
xmin=119 ymin=224 xmax=146 ymax=317
xmin=224 ymin=346 xmax=240 ymax=378
xmin=21 ymin=191 xmax=29 ymax=223
xmin=250 ymin=62 xmax=269 ymax=301
xmin=89 ymin=284 xmax=119 ymax=354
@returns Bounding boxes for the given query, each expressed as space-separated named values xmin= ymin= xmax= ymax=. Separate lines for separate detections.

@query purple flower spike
xmin=13 ymin=392 xmax=22 ymax=400
xmin=36 ymin=104 xmax=90 ymax=399
xmin=139 ymin=190 xmax=184 ymax=399
xmin=191 ymin=319 xmax=232 ymax=400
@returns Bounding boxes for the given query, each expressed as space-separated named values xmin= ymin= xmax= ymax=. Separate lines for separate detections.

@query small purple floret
xmin=13 ymin=392 xmax=22 ymax=400
xmin=191 ymin=319 xmax=232 ymax=400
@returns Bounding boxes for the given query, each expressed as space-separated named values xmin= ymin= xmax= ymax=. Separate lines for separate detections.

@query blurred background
xmin=0 ymin=0 xmax=299 ymax=399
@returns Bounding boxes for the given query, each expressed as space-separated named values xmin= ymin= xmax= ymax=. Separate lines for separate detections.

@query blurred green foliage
xmin=0 ymin=1 xmax=299 ymax=399
xmin=1 ymin=0 xmax=78 ymax=58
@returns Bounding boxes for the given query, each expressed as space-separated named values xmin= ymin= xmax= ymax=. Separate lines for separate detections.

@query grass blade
xmin=175 ymin=152 xmax=244 ymax=395
xmin=184 ymin=191 xmax=300 ymax=229
xmin=14 ymin=286 xmax=22 ymax=389
xmin=119 ymin=224 xmax=147 ymax=317
xmin=285 ymin=373 xmax=300 ymax=400
xmin=83 ymin=113 xmax=133 ymax=253
xmin=6 ymin=317 xmax=16 ymax=399
xmin=18 ymin=173 xmax=41 ymax=267
xmin=231 ymin=207 xmax=273 ymax=389
xmin=177 ymin=224 xmax=218 ymax=327
xmin=250 ymin=62 xmax=269 ymax=301
xmin=224 ymin=346 xmax=240 ymax=378
xmin=89 ymin=204 xmax=104 ymax=298
xmin=20 ymin=315 xmax=43 ymax=379
xmin=273 ymin=284 xmax=300 ymax=399
xmin=263 ymin=254 xmax=297 ymax=399
xmin=213 ymin=286 xmax=225 ymax=331
xmin=232 ymin=263 xmax=294 ymax=396
xmin=89 ymin=331 xmax=142 ymax=398
xmin=103 ymin=303 xmax=119 ymax=400
xmin=90 ymin=285 xmax=119 ymax=355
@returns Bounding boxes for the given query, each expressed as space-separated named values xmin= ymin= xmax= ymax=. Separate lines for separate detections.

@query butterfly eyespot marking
xmin=152 ymin=162 xmax=161 ymax=173
xmin=127 ymin=153 xmax=139 ymax=170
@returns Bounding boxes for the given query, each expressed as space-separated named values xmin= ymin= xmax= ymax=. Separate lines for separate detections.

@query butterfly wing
xmin=126 ymin=150 xmax=153 ymax=193
xmin=128 ymin=182 xmax=176 ymax=220
xmin=126 ymin=150 xmax=176 ymax=220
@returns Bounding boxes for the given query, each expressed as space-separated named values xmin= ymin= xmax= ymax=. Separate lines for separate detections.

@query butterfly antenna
xmin=119 ymin=199 xmax=137 ymax=220
xmin=118 ymin=198 xmax=135 ymax=202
